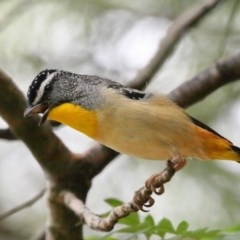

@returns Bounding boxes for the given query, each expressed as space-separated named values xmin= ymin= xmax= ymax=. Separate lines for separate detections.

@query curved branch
xmin=129 ymin=0 xmax=223 ymax=89
xmin=169 ymin=51 xmax=240 ymax=107
xmin=62 ymin=159 xmax=182 ymax=231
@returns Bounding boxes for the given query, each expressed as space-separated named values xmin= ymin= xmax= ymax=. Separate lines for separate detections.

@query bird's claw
xmin=145 ymin=173 xmax=165 ymax=195
xmin=132 ymin=187 xmax=154 ymax=212
xmin=168 ymin=155 xmax=187 ymax=171
xmin=132 ymin=156 xmax=186 ymax=212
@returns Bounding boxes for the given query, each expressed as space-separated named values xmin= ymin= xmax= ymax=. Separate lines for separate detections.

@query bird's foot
xmin=169 ymin=153 xmax=187 ymax=171
xmin=132 ymin=156 xmax=186 ymax=211
xmin=132 ymin=187 xmax=154 ymax=212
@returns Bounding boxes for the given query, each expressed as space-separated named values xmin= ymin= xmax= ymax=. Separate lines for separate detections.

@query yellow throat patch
xmin=47 ymin=103 xmax=98 ymax=138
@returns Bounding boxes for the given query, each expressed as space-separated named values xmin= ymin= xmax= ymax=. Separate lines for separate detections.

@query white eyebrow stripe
xmin=33 ymin=72 xmax=57 ymax=105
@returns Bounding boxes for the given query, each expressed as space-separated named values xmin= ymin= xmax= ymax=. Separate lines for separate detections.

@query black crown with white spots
xmin=27 ymin=69 xmax=57 ymax=105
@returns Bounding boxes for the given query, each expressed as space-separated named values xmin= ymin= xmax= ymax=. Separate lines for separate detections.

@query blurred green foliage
xmin=86 ymin=198 xmax=240 ymax=240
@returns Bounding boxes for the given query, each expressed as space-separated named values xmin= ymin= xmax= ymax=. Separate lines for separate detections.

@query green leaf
xmin=141 ymin=215 xmax=156 ymax=238
xmin=176 ymin=220 xmax=189 ymax=234
xmin=118 ymin=216 xmax=155 ymax=236
xmin=156 ymin=218 xmax=176 ymax=238
xmin=219 ymin=232 xmax=240 ymax=240
xmin=118 ymin=225 xmax=143 ymax=234
xmin=180 ymin=228 xmax=221 ymax=239
xmin=119 ymin=212 xmax=140 ymax=226
xmin=225 ymin=224 xmax=240 ymax=232
xmin=104 ymin=198 xmax=123 ymax=207
xmin=143 ymin=215 xmax=155 ymax=226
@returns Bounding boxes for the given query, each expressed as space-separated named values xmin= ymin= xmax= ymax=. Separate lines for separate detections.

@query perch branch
xmin=129 ymin=0 xmax=223 ymax=89
xmin=62 ymin=158 xmax=185 ymax=231
xmin=0 ymin=189 xmax=45 ymax=221
xmin=169 ymin=51 xmax=240 ymax=107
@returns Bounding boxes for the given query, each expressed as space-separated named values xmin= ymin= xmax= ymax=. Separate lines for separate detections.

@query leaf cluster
xmin=87 ymin=198 xmax=240 ymax=240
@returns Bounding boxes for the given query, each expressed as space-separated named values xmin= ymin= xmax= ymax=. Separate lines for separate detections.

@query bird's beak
xmin=24 ymin=103 xmax=50 ymax=126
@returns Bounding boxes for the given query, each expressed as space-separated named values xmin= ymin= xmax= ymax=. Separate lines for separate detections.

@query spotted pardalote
xmin=24 ymin=69 xmax=240 ymax=162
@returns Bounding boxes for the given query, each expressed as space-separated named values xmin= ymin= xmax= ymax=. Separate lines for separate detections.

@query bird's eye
xmin=45 ymin=84 xmax=51 ymax=90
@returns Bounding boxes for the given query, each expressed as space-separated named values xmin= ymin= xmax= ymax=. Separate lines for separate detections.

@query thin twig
xmin=129 ymin=0 xmax=223 ymax=89
xmin=62 ymin=159 xmax=184 ymax=231
xmin=62 ymin=191 xmax=136 ymax=231
xmin=0 ymin=189 xmax=45 ymax=221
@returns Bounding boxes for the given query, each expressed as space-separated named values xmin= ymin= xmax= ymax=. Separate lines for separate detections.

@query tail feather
xmin=231 ymin=145 xmax=240 ymax=154
xmin=190 ymin=116 xmax=240 ymax=162
xmin=190 ymin=116 xmax=231 ymax=143
xmin=231 ymin=145 xmax=240 ymax=163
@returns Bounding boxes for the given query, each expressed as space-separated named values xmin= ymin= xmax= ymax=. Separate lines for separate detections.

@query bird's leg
xmin=145 ymin=154 xmax=186 ymax=194
xmin=132 ymin=186 xmax=154 ymax=212
xmin=132 ymin=154 xmax=186 ymax=211
xmin=169 ymin=152 xmax=187 ymax=171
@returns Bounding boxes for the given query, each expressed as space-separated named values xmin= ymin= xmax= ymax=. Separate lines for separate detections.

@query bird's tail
xmin=208 ymin=139 xmax=240 ymax=161
xmin=232 ymin=146 xmax=240 ymax=163
xmin=191 ymin=117 xmax=240 ymax=161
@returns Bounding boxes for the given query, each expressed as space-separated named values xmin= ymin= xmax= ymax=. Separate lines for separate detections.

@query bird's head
xmin=24 ymin=69 xmax=82 ymax=125
xmin=24 ymin=69 xmax=57 ymax=125
xmin=24 ymin=69 xmax=146 ymax=126
xmin=24 ymin=69 xmax=119 ymax=126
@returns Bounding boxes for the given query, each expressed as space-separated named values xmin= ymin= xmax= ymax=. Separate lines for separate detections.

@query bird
xmin=24 ymin=69 xmax=240 ymax=162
